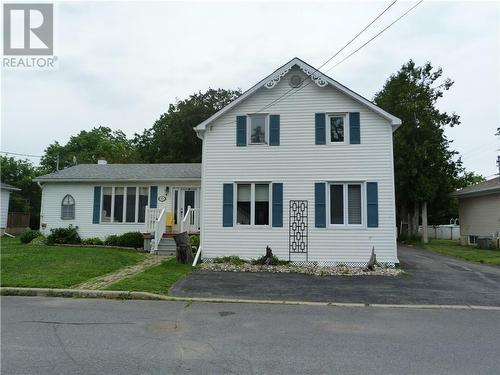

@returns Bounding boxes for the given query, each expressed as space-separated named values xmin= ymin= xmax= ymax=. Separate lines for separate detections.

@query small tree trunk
xmin=411 ymin=202 xmax=420 ymax=238
xmin=421 ymin=201 xmax=429 ymax=243
xmin=174 ymin=232 xmax=194 ymax=264
xmin=364 ymin=247 xmax=381 ymax=271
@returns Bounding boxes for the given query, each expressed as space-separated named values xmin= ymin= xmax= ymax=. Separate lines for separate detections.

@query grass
xmin=106 ymin=258 xmax=192 ymax=295
xmin=411 ymin=239 xmax=500 ymax=266
xmin=1 ymin=237 xmax=146 ymax=288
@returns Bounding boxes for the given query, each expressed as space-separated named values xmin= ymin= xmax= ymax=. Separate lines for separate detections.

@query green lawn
xmin=1 ymin=237 xmax=146 ymax=288
xmin=106 ymin=258 xmax=192 ymax=295
xmin=416 ymin=239 xmax=500 ymax=266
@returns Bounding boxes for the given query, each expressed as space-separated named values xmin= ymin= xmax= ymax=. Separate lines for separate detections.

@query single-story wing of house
xmin=35 ymin=57 xmax=402 ymax=265
xmin=452 ymin=177 xmax=500 ymax=248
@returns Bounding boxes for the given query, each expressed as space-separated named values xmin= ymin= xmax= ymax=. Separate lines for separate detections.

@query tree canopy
xmin=133 ymin=88 xmax=241 ymax=163
xmin=374 ymin=60 xmax=482 ymax=230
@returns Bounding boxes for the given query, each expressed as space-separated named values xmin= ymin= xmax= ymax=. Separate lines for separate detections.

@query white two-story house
xmin=36 ymin=57 xmax=401 ymax=265
xmin=195 ymin=57 xmax=401 ymax=266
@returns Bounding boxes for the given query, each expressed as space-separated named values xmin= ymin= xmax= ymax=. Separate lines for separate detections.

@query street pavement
xmin=2 ymin=296 xmax=500 ymax=374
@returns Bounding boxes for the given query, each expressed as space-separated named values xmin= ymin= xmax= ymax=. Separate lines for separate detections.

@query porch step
xmin=155 ymin=237 xmax=176 ymax=256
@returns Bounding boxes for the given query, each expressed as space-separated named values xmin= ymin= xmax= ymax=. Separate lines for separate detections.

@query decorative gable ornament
xmin=264 ymin=64 xmax=328 ymax=89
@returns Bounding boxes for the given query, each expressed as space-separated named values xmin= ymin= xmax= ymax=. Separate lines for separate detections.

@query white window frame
xmin=247 ymin=114 xmax=269 ymax=145
xmin=327 ymin=113 xmax=348 ymax=145
xmin=234 ymin=182 xmax=271 ymax=227
xmin=327 ymin=182 xmax=365 ymax=228
xmin=99 ymin=185 xmax=150 ymax=224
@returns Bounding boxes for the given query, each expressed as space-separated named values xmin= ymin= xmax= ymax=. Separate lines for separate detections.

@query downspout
xmin=37 ymin=181 xmax=44 ymax=231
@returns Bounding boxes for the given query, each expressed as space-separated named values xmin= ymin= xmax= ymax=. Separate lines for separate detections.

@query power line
xmin=209 ymin=0 xmax=400 ymax=129
xmin=0 ymin=151 xmax=43 ymax=158
xmin=247 ymin=0 xmax=422 ymax=117
xmin=327 ymin=0 xmax=424 ymax=70
xmin=257 ymin=0 xmax=398 ymax=113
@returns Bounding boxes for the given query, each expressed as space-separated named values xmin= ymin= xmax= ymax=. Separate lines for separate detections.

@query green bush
xmin=82 ymin=237 xmax=104 ymax=246
xmin=213 ymin=256 xmax=247 ymax=265
xmin=104 ymin=235 xmax=119 ymax=246
xmin=105 ymin=232 xmax=143 ymax=249
xmin=29 ymin=236 xmax=47 ymax=246
xmin=46 ymin=225 xmax=81 ymax=245
xmin=190 ymin=234 xmax=200 ymax=249
xmin=20 ymin=230 xmax=42 ymax=244
xmin=116 ymin=232 xmax=144 ymax=249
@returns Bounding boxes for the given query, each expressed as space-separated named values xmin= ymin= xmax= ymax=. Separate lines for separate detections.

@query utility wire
xmin=269 ymin=0 xmax=423 ymax=110
xmin=327 ymin=0 xmax=424 ymax=70
xmin=0 ymin=151 xmax=43 ymax=158
xmin=209 ymin=0 xmax=399 ymax=129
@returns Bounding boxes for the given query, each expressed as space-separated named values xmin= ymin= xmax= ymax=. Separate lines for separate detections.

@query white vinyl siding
xmin=200 ymin=69 xmax=398 ymax=264
xmin=39 ymin=181 xmax=200 ymax=240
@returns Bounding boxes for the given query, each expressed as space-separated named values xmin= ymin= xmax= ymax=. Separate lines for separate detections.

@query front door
xmin=173 ymin=188 xmax=197 ymax=232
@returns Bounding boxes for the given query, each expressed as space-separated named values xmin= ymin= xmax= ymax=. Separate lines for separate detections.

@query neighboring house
xmin=1 ymin=182 xmax=21 ymax=235
xmin=35 ymin=162 xmax=201 ymax=241
xmin=452 ymin=177 xmax=500 ymax=248
xmin=35 ymin=57 xmax=401 ymax=265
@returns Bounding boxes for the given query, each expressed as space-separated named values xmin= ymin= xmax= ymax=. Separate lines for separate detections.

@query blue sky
xmin=2 ymin=0 xmax=499 ymax=177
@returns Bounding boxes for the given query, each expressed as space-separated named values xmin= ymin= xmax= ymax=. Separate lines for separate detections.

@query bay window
xmin=100 ymin=186 xmax=149 ymax=224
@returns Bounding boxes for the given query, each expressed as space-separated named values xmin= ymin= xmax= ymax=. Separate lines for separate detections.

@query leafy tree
xmin=0 ymin=156 xmax=42 ymax=228
xmin=40 ymin=126 xmax=140 ymax=172
xmin=134 ymin=88 xmax=241 ymax=163
xmin=373 ymin=60 xmax=472 ymax=236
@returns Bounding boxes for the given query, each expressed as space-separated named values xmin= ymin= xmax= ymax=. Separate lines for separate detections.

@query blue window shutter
xmin=272 ymin=183 xmax=283 ymax=227
xmin=150 ymin=186 xmax=158 ymax=208
xmin=223 ymin=183 xmax=234 ymax=227
xmin=367 ymin=182 xmax=379 ymax=228
xmin=315 ymin=113 xmax=326 ymax=145
xmin=349 ymin=112 xmax=360 ymax=144
xmin=269 ymin=115 xmax=280 ymax=146
xmin=92 ymin=186 xmax=101 ymax=224
xmin=236 ymin=116 xmax=247 ymax=147
xmin=315 ymin=182 xmax=326 ymax=228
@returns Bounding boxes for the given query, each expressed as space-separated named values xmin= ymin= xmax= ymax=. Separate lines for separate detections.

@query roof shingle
xmin=35 ymin=163 xmax=202 ymax=182
xmin=452 ymin=177 xmax=500 ymax=197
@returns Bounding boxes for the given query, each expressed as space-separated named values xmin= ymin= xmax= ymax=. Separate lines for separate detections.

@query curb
xmin=1 ymin=287 xmax=500 ymax=311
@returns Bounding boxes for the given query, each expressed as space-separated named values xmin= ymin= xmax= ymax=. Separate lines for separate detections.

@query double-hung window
xmin=248 ymin=114 xmax=267 ymax=144
xmin=101 ymin=186 xmax=149 ymax=224
xmin=329 ymin=183 xmax=363 ymax=226
xmin=236 ymin=183 xmax=270 ymax=226
xmin=329 ymin=114 xmax=346 ymax=143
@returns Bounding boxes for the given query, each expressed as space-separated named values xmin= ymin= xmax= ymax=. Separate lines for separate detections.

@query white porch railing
xmin=145 ymin=206 xmax=166 ymax=253
xmin=180 ymin=205 xmax=200 ymax=234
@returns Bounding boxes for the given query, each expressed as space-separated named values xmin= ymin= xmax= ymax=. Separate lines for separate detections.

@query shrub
xmin=213 ymin=256 xmax=247 ymax=265
xmin=104 ymin=235 xmax=119 ymax=246
xmin=82 ymin=237 xmax=104 ymax=246
xmin=105 ymin=232 xmax=143 ymax=249
xmin=46 ymin=225 xmax=81 ymax=245
xmin=20 ymin=230 xmax=42 ymax=244
xmin=116 ymin=232 xmax=144 ymax=249
xmin=190 ymin=234 xmax=200 ymax=249
xmin=29 ymin=236 xmax=47 ymax=246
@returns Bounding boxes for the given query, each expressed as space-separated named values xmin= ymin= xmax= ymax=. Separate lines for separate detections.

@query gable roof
xmin=0 ymin=182 xmax=21 ymax=191
xmin=452 ymin=177 xmax=500 ymax=198
xmin=195 ymin=57 xmax=401 ymax=134
xmin=34 ymin=163 xmax=202 ymax=182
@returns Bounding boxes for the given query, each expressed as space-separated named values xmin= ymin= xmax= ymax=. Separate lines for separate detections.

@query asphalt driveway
xmin=171 ymin=245 xmax=500 ymax=306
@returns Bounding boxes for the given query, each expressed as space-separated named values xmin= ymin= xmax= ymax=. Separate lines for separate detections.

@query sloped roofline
xmin=195 ymin=57 xmax=402 ymax=134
